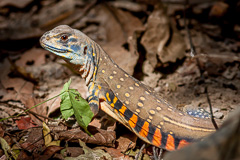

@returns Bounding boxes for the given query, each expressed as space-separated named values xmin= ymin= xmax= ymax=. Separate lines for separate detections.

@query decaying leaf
xmin=141 ymin=4 xmax=186 ymax=67
xmin=15 ymin=117 xmax=37 ymax=130
xmin=43 ymin=122 xmax=60 ymax=147
xmin=58 ymin=126 xmax=116 ymax=147
xmin=0 ymin=137 xmax=11 ymax=159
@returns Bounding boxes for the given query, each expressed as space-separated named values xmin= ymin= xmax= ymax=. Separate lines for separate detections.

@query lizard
xmin=40 ymin=25 xmax=219 ymax=151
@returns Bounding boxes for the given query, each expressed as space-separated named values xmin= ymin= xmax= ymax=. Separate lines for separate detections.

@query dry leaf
xmin=15 ymin=117 xmax=37 ymax=130
xmin=58 ymin=126 xmax=116 ymax=147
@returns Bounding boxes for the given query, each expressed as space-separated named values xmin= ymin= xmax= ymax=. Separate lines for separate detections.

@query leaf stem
xmin=0 ymin=92 xmax=66 ymax=122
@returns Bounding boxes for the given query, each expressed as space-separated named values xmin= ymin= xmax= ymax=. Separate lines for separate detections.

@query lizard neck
xmin=81 ymin=41 xmax=100 ymax=86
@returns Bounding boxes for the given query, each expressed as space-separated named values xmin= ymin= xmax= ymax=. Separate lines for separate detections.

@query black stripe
xmin=123 ymin=108 xmax=133 ymax=121
xmin=146 ymin=123 xmax=156 ymax=142
xmin=106 ymin=90 xmax=115 ymax=103
xmin=160 ymin=131 xmax=168 ymax=149
xmin=134 ymin=117 xmax=145 ymax=133
xmin=174 ymin=136 xmax=180 ymax=150
xmin=114 ymin=99 xmax=123 ymax=110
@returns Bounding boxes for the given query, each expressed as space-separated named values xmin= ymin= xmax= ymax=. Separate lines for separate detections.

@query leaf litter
xmin=0 ymin=0 xmax=240 ymax=159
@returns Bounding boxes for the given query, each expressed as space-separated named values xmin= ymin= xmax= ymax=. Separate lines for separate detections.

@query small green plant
xmin=0 ymin=79 xmax=94 ymax=135
xmin=60 ymin=79 xmax=93 ymax=135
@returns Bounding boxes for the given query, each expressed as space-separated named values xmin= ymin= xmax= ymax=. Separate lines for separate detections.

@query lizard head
xmin=40 ymin=25 xmax=92 ymax=66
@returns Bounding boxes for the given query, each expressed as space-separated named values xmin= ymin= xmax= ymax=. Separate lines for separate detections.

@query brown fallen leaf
xmin=63 ymin=147 xmax=84 ymax=157
xmin=0 ymin=124 xmax=4 ymax=138
xmin=1 ymin=77 xmax=34 ymax=101
xmin=80 ymin=4 xmax=142 ymax=75
xmin=0 ymin=0 xmax=33 ymax=8
xmin=19 ymin=95 xmax=48 ymax=126
xmin=141 ymin=4 xmax=186 ymax=67
xmin=89 ymin=114 xmax=116 ymax=132
xmin=17 ymin=150 xmax=32 ymax=160
xmin=20 ymin=142 xmax=38 ymax=153
xmin=15 ymin=47 xmax=48 ymax=67
xmin=109 ymin=1 xmax=147 ymax=12
xmin=23 ymin=127 xmax=44 ymax=153
xmin=104 ymin=147 xmax=130 ymax=159
xmin=209 ymin=1 xmax=229 ymax=18
xmin=116 ymin=132 xmax=137 ymax=153
xmin=34 ymin=0 xmax=75 ymax=29
xmin=77 ymin=139 xmax=112 ymax=159
xmin=42 ymin=145 xmax=63 ymax=156
xmin=57 ymin=126 xmax=116 ymax=147
xmin=15 ymin=117 xmax=37 ymax=130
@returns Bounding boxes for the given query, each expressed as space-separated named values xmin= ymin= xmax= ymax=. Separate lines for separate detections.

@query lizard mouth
xmin=41 ymin=42 xmax=68 ymax=53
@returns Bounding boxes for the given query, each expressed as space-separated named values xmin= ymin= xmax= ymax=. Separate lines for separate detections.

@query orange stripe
xmin=166 ymin=134 xmax=175 ymax=151
xmin=119 ymin=106 xmax=127 ymax=116
xmin=129 ymin=114 xmax=138 ymax=128
xmin=152 ymin=128 xmax=162 ymax=146
xmin=114 ymin=109 xmax=118 ymax=114
xmin=139 ymin=121 xmax=149 ymax=138
xmin=177 ymin=139 xmax=189 ymax=149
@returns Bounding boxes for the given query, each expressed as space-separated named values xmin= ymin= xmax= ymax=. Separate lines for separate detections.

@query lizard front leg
xmin=87 ymin=82 xmax=100 ymax=116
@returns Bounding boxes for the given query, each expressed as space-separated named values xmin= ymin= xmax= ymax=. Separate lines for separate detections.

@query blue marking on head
xmin=70 ymin=44 xmax=80 ymax=53
xmin=68 ymin=38 xmax=77 ymax=43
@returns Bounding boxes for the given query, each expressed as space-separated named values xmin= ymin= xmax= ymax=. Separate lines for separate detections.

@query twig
xmin=153 ymin=146 xmax=157 ymax=160
xmin=8 ymin=103 xmax=57 ymax=122
xmin=204 ymin=87 xmax=219 ymax=130
xmin=0 ymin=92 xmax=64 ymax=122
xmin=158 ymin=148 xmax=163 ymax=160
xmin=124 ymin=141 xmax=133 ymax=156
xmin=135 ymin=144 xmax=145 ymax=160
xmin=183 ymin=0 xmax=205 ymax=77
xmin=152 ymin=146 xmax=163 ymax=160
xmin=183 ymin=0 xmax=195 ymax=57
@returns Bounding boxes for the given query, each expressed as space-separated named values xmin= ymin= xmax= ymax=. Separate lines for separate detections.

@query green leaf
xmin=69 ymin=89 xmax=94 ymax=134
xmin=60 ymin=79 xmax=94 ymax=135
xmin=61 ymin=78 xmax=72 ymax=93
xmin=60 ymin=79 xmax=74 ymax=119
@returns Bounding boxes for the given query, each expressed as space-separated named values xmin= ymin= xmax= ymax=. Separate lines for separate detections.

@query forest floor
xmin=0 ymin=0 xmax=239 ymax=159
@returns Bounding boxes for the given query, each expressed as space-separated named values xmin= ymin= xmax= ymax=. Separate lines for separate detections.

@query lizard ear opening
xmin=83 ymin=46 xmax=87 ymax=55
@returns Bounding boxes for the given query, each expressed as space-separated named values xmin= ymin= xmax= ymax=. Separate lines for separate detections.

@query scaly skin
xmin=40 ymin=25 xmax=219 ymax=151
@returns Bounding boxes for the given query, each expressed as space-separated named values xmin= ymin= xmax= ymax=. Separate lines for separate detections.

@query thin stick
xmin=8 ymin=103 xmax=57 ymax=122
xmin=205 ymin=87 xmax=219 ymax=130
xmin=183 ymin=0 xmax=204 ymax=77
xmin=0 ymin=92 xmax=65 ymax=122
xmin=153 ymin=146 xmax=158 ymax=160
xmin=183 ymin=0 xmax=195 ymax=57
xmin=135 ymin=144 xmax=145 ymax=160
xmin=158 ymin=148 xmax=163 ymax=160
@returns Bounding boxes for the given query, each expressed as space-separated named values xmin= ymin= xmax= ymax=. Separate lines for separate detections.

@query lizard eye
xmin=61 ymin=35 xmax=68 ymax=41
